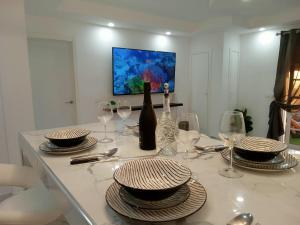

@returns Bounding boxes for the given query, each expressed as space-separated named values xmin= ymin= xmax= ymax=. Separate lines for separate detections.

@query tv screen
xmin=112 ymin=47 xmax=176 ymax=95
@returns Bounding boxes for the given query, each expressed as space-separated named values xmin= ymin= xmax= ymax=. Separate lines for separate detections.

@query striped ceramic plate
xmin=45 ymin=128 xmax=91 ymax=140
xmin=39 ymin=136 xmax=97 ymax=155
xmin=236 ymin=136 xmax=287 ymax=153
xmin=119 ymin=183 xmax=190 ymax=209
xmin=221 ymin=148 xmax=298 ymax=171
xmin=106 ymin=179 xmax=206 ymax=222
xmin=113 ymin=158 xmax=191 ymax=191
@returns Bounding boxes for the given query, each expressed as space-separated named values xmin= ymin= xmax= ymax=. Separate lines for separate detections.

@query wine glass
xmin=175 ymin=112 xmax=200 ymax=160
xmin=117 ymin=100 xmax=132 ymax=135
xmin=97 ymin=101 xmax=114 ymax=143
xmin=218 ymin=111 xmax=245 ymax=178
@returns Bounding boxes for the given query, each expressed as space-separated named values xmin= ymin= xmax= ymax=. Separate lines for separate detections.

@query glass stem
xmin=104 ymin=124 xmax=107 ymax=139
xmin=229 ymin=146 xmax=233 ymax=169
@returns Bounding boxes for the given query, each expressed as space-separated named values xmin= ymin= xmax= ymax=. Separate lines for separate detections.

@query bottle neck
xmin=143 ymin=88 xmax=152 ymax=105
xmin=163 ymin=94 xmax=171 ymax=113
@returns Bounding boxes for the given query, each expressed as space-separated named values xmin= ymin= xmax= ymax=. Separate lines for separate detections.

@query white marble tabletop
xmin=19 ymin=122 xmax=300 ymax=225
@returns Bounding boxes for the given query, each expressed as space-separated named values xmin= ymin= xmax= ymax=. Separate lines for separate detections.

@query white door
xmin=191 ymin=52 xmax=210 ymax=134
xmin=28 ymin=38 xmax=76 ymax=129
xmin=228 ymin=50 xmax=239 ymax=109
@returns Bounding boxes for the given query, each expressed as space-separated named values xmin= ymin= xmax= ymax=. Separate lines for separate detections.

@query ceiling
xmin=25 ymin=0 xmax=300 ymax=36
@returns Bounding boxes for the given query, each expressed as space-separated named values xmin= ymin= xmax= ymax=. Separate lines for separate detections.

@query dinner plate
xmin=234 ymin=136 xmax=287 ymax=161
xmin=39 ymin=136 xmax=97 ymax=155
xmin=221 ymin=148 xmax=298 ymax=171
xmin=119 ymin=183 xmax=190 ymax=209
xmin=106 ymin=179 xmax=207 ymax=222
xmin=45 ymin=128 xmax=91 ymax=147
xmin=113 ymin=158 xmax=191 ymax=192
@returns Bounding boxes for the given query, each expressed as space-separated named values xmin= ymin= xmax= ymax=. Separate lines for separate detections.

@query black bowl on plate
xmin=45 ymin=128 xmax=91 ymax=147
xmin=234 ymin=136 xmax=287 ymax=162
xmin=113 ymin=158 xmax=192 ymax=201
xmin=234 ymin=147 xmax=281 ymax=161
xmin=47 ymin=136 xmax=86 ymax=147
xmin=123 ymin=186 xmax=184 ymax=201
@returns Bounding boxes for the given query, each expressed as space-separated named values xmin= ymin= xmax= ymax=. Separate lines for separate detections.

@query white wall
xmin=222 ymin=32 xmax=240 ymax=110
xmin=239 ymin=30 xmax=280 ymax=136
xmin=190 ymin=32 xmax=224 ymax=136
xmin=0 ymin=0 xmax=35 ymax=196
xmin=190 ymin=31 xmax=241 ymax=137
xmin=26 ymin=16 xmax=191 ymax=124
xmin=0 ymin=0 xmax=35 ymax=164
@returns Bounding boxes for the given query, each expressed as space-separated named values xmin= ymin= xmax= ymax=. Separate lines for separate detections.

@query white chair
xmin=0 ymin=164 xmax=65 ymax=225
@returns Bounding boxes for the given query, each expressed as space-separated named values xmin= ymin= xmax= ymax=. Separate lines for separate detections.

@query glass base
xmin=218 ymin=167 xmax=243 ymax=178
xmin=159 ymin=146 xmax=177 ymax=156
xmin=99 ymin=137 xmax=113 ymax=143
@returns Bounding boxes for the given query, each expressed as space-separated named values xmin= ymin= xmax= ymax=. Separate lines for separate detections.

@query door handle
xmin=64 ymin=100 xmax=74 ymax=104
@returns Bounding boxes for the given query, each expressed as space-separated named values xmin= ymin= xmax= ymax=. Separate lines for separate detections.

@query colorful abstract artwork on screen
xmin=113 ymin=48 xmax=176 ymax=95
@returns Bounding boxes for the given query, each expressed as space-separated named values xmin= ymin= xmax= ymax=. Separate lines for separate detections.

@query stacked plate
xmin=106 ymin=158 xmax=207 ymax=222
xmin=39 ymin=128 xmax=97 ymax=155
xmin=221 ymin=136 xmax=298 ymax=171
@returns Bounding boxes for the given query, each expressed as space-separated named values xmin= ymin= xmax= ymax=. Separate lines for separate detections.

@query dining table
xmin=18 ymin=120 xmax=300 ymax=225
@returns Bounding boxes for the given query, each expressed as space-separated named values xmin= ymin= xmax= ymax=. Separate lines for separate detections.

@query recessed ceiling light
xmin=108 ymin=22 xmax=115 ymax=27
xmin=165 ymin=31 xmax=172 ymax=36
xmin=259 ymin=27 xmax=266 ymax=31
xmin=241 ymin=0 xmax=251 ymax=2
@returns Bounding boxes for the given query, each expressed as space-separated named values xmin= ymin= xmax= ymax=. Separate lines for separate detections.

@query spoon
xmin=71 ymin=148 xmax=118 ymax=160
xmin=227 ymin=213 xmax=254 ymax=225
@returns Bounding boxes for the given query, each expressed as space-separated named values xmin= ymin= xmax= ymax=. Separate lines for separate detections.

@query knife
xmin=70 ymin=148 xmax=118 ymax=165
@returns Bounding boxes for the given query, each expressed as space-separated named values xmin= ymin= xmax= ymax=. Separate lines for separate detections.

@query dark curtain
xmin=267 ymin=29 xmax=300 ymax=140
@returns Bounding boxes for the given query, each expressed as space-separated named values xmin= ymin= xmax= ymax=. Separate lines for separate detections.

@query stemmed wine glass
xmin=117 ymin=100 xmax=132 ymax=136
xmin=218 ymin=111 xmax=245 ymax=178
xmin=97 ymin=101 xmax=114 ymax=143
xmin=175 ymin=112 xmax=200 ymax=159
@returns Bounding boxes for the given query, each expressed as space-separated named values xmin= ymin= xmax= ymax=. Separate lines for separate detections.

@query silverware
xmin=195 ymin=145 xmax=227 ymax=152
xmin=71 ymin=147 xmax=118 ymax=160
xmin=70 ymin=148 xmax=118 ymax=165
xmin=227 ymin=213 xmax=253 ymax=225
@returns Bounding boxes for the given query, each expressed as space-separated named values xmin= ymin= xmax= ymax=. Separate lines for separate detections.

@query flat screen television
xmin=112 ymin=47 xmax=176 ymax=95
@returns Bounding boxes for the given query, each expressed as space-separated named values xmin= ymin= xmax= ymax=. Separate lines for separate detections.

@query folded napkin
xmin=194 ymin=135 xmax=224 ymax=149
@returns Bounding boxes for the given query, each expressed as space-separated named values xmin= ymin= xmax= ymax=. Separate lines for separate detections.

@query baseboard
xmin=0 ymin=192 xmax=12 ymax=202
xmin=0 ymin=187 xmax=12 ymax=202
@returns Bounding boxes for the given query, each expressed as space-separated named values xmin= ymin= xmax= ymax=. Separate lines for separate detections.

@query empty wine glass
xmin=117 ymin=100 xmax=132 ymax=135
xmin=218 ymin=111 xmax=245 ymax=178
xmin=97 ymin=101 xmax=114 ymax=143
xmin=175 ymin=112 xmax=200 ymax=160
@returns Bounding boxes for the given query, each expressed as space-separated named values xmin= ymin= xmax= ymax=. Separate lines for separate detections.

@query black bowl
xmin=123 ymin=186 xmax=182 ymax=201
xmin=234 ymin=147 xmax=280 ymax=161
xmin=234 ymin=136 xmax=287 ymax=162
xmin=48 ymin=136 xmax=86 ymax=147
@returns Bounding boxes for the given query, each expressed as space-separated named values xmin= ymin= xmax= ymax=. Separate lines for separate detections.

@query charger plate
xmin=106 ymin=179 xmax=207 ymax=222
xmin=221 ymin=148 xmax=298 ymax=171
xmin=119 ymin=184 xmax=190 ymax=209
xmin=114 ymin=158 xmax=191 ymax=191
xmin=39 ymin=136 xmax=97 ymax=155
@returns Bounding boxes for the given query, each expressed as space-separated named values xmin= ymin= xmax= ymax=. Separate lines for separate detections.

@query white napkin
xmin=194 ymin=135 xmax=224 ymax=149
